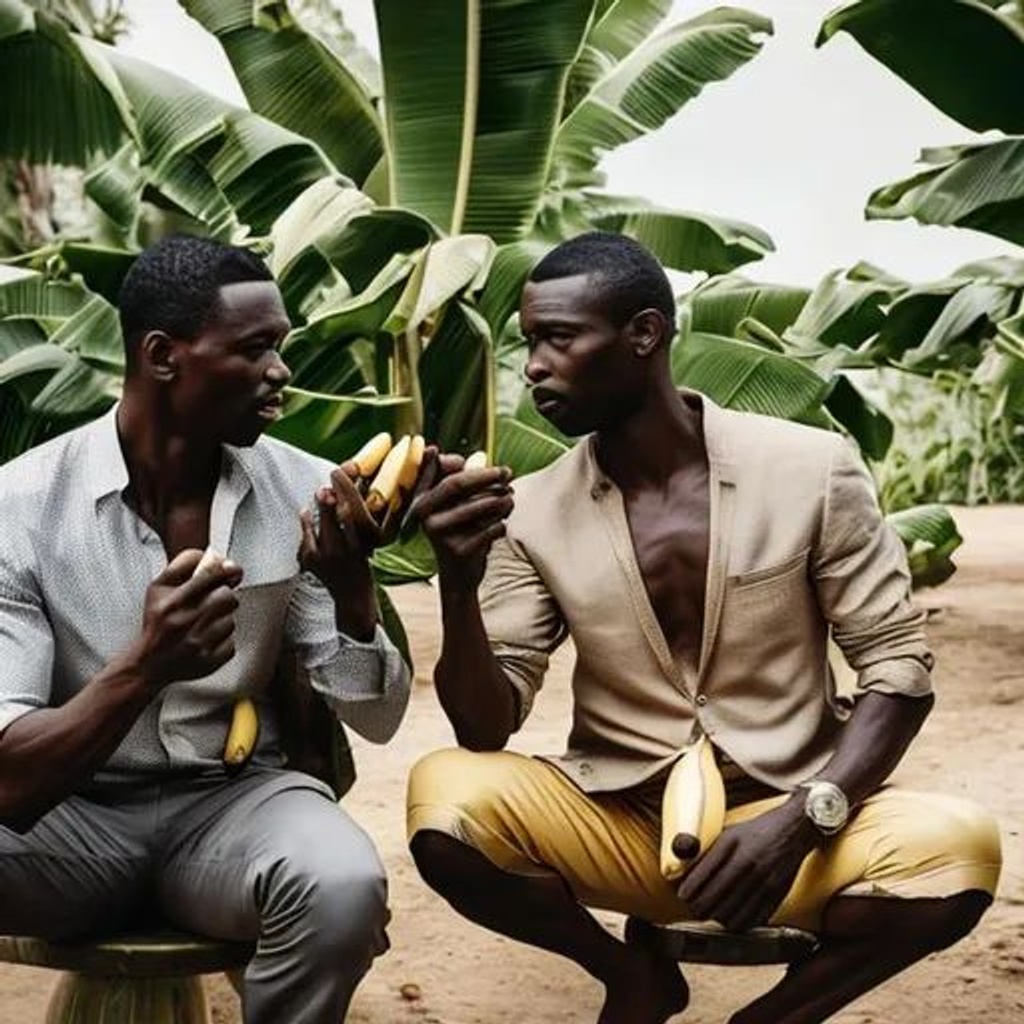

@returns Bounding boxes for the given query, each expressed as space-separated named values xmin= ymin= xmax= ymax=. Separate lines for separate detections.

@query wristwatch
xmin=798 ymin=780 xmax=849 ymax=836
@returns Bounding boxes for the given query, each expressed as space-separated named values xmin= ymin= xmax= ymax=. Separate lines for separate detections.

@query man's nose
xmin=266 ymin=351 xmax=291 ymax=384
xmin=523 ymin=352 xmax=549 ymax=385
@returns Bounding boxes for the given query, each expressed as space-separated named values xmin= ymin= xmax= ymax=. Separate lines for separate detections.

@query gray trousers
xmin=0 ymin=767 xmax=389 ymax=1024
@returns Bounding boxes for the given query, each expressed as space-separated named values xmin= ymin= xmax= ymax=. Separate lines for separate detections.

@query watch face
xmin=807 ymin=783 xmax=848 ymax=830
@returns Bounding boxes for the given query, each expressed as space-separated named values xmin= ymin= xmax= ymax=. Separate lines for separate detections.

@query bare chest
xmin=624 ymin=471 xmax=710 ymax=670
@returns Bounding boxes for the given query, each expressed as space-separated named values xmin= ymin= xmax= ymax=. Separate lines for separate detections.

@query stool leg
xmin=46 ymin=972 xmax=210 ymax=1024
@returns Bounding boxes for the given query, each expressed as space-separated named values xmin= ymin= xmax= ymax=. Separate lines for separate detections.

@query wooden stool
xmin=625 ymin=917 xmax=818 ymax=965
xmin=0 ymin=929 xmax=254 ymax=1024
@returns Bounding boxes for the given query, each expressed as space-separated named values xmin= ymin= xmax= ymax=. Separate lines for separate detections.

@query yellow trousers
xmin=407 ymin=748 xmax=1001 ymax=932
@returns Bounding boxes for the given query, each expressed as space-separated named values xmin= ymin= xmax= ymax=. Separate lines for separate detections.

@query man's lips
xmin=257 ymin=393 xmax=285 ymax=419
xmin=532 ymin=387 xmax=565 ymax=414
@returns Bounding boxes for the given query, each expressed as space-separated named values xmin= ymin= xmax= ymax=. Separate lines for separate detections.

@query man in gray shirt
xmin=0 ymin=235 xmax=411 ymax=1024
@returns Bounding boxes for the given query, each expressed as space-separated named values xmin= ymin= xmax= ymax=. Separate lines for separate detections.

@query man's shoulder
xmin=508 ymin=439 xmax=589 ymax=505
xmin=0 ymin=420 xmax=93 ymax=505
xmin=711 ymin=404 xmax=843 ymax=472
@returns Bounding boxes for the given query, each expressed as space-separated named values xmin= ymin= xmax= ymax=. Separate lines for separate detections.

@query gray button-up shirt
xmin=0 ymin=407 xmax=410 ymax=781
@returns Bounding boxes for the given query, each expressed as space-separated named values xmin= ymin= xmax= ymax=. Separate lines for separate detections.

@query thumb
xmin=156 ymin=548 xmax=205 ymax=585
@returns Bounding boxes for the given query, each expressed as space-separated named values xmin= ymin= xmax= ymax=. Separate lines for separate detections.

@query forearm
xmin=330 ymin=564 xmax=378 ymax=642
xmin=0 ymin=654 xmax=155 ymax=830
xmin=810 ymin=689 xmax=933 ymax=804
xmin=435 ymin=578 xmax=518 ymax=751
xmin=745 ymin=689 xmax=935 ymax=858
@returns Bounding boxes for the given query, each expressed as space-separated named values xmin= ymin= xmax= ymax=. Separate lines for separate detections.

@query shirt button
xmin=695 ymin=694 xmax=708 ymax=706
xmin=590 ymin=480 xmax=611 ymax=499
xmin=578 ymin=762 xmax=592 ymax=775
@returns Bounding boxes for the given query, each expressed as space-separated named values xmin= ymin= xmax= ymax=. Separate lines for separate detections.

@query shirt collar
xmin=85 ymin=403 xmax=258 ymax=506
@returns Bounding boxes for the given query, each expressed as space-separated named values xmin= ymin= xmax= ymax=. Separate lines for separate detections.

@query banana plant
xmin=818 ymin=0 xmax=1024 ymax=246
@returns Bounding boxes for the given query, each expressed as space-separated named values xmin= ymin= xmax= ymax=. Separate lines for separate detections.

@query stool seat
xmin=0 ymin=930 xmax=253 ymax=977
xmin=0 ymin=929 xmax=254 ymax=1024
xmin=625 ymin=917 xmax=818 ymax=965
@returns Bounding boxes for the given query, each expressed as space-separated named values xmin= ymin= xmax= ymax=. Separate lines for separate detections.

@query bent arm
xmin=0 ymin=655 xmax=153 ymax=831
xmin=434 ymin=577 xmax=519 ymax=751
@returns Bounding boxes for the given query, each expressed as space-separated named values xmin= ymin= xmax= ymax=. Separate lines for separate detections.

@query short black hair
xmin=118 ymin=235 xmax=273 ymax=364
xmin=528 ymin=231 xmax=675 ymax=333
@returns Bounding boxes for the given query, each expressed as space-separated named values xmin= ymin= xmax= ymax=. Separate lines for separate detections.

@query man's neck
xmin=596 ymin=383 xmax=706 ymax=491
xmin=116 ymin=391 xmax=221 ymax=521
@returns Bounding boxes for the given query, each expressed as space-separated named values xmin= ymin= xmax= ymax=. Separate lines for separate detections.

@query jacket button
xmin=695 ymin=694 xmax=708 ymax=706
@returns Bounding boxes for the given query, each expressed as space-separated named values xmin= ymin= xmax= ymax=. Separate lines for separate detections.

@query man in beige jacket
xmin=406 ymin=232 xmax=1000 ymax=1024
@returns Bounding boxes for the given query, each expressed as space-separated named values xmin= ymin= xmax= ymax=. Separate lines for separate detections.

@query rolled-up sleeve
xmin=0 ymin=548 xmax=54 ymax=737
xmin=813 ymin=436 xmax=933 ymax=698
xmin=479 ymin=534 xmax=567 ymax=728
xmin=284 ymin=572 xmax=411 ymax=743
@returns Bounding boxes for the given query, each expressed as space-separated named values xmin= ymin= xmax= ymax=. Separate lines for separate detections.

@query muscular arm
xmin=0 ymin=658 xmax=155 ymax=831
xmin=0 ymin=550 xmax=241 ymax=832
xmin=434 ymin=578 xmax=519 ymax=752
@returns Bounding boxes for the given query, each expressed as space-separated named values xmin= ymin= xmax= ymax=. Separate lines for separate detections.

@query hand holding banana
xmin=411 ymin=449 xmax=514 ymax=591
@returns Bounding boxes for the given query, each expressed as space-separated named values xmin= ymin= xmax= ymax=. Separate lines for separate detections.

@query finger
xmin=444 ymin=519 xmax=509 ymax=560
xmin=207 ymin=635 xmax=237 ymax=667
xmin=156 ymin=548 xmax=205 ymax=586
xmin=422 ymin=493 xmax=514 ymax=536
xmin=298 ymin=507 xmax=318 ymax=563
xmin=330 ymin=467 xmax=377 ymax=537
xmin=436 ymin=452 xmax=466 ymax=475
xmin=676 ymin=840 xmax=733 ymax=905
xmin=174 ymin=560 xmax=243 ymax=606
xmin=414 ymin=466 xmax=512 ymax=520
xmin=398 ymin=450 xmax=441 ymax=540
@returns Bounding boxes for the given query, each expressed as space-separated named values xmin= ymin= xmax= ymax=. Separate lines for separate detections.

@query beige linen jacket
xmin=478 ymin=394 xmax=933 ymax=794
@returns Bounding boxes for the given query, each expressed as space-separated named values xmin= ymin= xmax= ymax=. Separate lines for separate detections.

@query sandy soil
xmin=1 ymin=506 xmax=1021 ymax=1023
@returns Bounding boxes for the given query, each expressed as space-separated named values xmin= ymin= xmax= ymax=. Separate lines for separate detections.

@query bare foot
xmin=597 ymin=946 xmax=689 ymax=1024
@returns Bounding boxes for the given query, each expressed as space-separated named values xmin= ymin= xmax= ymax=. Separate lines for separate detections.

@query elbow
xmin=0 ymin=783 xmax=39 ymax=835
xmin=452 ymin=721 xmax=512 ymax=753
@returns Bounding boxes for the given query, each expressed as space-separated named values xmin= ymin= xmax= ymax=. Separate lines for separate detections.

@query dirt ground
xmin=1 ymin=506 xmax=1021 ymax=1023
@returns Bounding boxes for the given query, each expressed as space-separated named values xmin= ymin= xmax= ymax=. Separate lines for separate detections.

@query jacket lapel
xmin=697 ymin=399 xmax=737 ymax=683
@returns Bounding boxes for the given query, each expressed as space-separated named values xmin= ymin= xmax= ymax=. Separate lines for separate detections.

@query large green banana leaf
xmin=671 ymin=330 xmax=832 ymax=425
xmin=865 ymin=139 xmax=1024 ymax=247
xmin=564 ymin=0 xmax=672 ymax=113
xmin=374 ymin=0 xmax=594 ymax=241
xmin=0 ymin=5 xmax=336 ymax=240
xmin=553 ymin=7 xmax=772 ymax=188
xmin=0 ymin=0 xmax=136 ymax=164
xmin=181 ymin=0 xmax=384 ymax=185
xmin=683 ymin=276 xmax=811 ymax=339
xmin=589 ymin=197 xmax=773 ymax=274
xmin=886 ymin=503 xmax=963 ymax=588
xmin=818 ymin=0 xmax=1024 ymax=135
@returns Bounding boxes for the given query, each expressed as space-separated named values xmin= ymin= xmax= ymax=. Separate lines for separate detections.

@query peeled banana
xmin=660 ymin=733 xmax=725 ymax=881
xmin=463 ymin=450 xmax=488 ymax=470
xmin=350 ymin=432 xmax=393 ymax=479
xmin=223 ymin=696 xmax=259 ymax=767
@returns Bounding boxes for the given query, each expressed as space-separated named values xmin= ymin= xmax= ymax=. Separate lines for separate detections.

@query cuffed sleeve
xmin=0 ymin=548 xmax=54 ymax=734
xmin=479 ymin=534 xmax=567 ymax=728
xmin=814 ymin=436 xmax=933 ymax=699
xmin=285 ymin=572 xmax=411 ymax=743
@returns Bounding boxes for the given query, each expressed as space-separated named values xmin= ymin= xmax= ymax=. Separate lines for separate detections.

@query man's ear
xmin=628 ymin=309 xmax=669 ymax=358
xmin=139 ymin=330 xmax=178 ymax=381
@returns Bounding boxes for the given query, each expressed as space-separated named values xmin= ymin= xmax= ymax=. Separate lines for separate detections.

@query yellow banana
xmin=398 ymin=435 xmax=425 ymax=493
xmin=350 ymin=432 xmax=393 ymax=478
xmin=223 ymin=697 xmax=259 ymax=767
xmin=660 ymin=733 xmax=725 ymax=881
xmin=463 ymin=450 xmax=489 ymax=470
xmin=367 ymin=434 xmax=412 ymax=515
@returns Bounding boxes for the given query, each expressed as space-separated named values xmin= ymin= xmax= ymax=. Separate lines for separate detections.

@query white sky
xmin=119 ymin=0 xmax=1016 ymax=287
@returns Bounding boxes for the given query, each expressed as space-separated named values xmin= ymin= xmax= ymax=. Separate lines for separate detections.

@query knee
xmin=409 ymin=828 xmax=463 ymax=895
xmin=263 ymin=854 xmax=390 ymax=963
xmin=926 ymin=890 xmax=991 ymax=951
